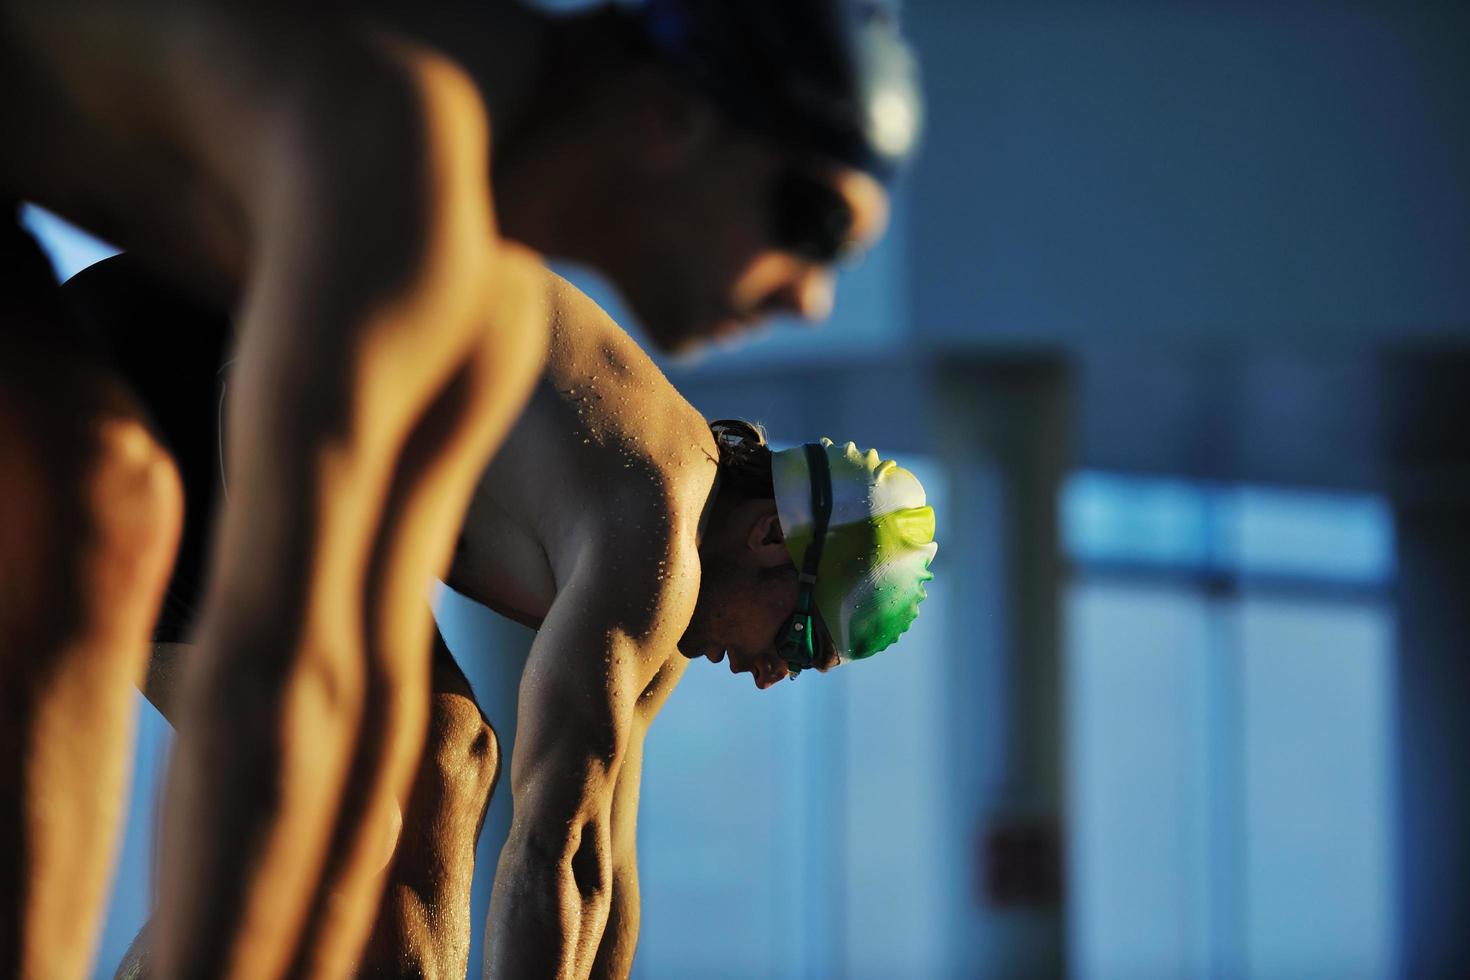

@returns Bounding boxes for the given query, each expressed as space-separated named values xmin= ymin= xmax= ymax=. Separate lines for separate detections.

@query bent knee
xmin=83 ymin=415 xmax=185 ymax=578
xmin=56 ymin=414 xmax=184 ymax=635
xmin=1 ymin=401 xmax=182 ymax=559
xmin=0 ymin=402 xmax=182 ymax=645
xmin=427 ymin=692 xmax=499 ymax=803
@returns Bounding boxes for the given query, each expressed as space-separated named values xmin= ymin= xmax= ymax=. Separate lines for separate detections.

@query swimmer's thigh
xmin=0 ymin=224 xmax=182 ymax=975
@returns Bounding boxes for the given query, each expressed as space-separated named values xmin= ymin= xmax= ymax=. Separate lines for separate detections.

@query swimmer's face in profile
xmin=602 ymin=98 xmax=890 ymax=354
xmin=678 ymin=503 xmax=841 ymax=690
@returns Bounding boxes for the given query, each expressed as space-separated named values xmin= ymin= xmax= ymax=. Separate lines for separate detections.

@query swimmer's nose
xmin=759 ymin=265 xmax=835 ymax=324
xmin=791 ymin=267 xmax=835 ymax=323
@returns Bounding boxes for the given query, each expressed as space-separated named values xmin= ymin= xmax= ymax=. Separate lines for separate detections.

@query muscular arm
xmin=486 ymin=536 xmax=691 ymax=979
xmin=41 ymin=15 xmax=544 ymax=978
xmin=9 ymin=6 xmax=548 ymax=975
xmin=590 ymin=733 xmax=645 ymax=979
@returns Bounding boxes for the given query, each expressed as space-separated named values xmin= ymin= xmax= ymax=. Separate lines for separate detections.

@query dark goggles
xmin=776 ymin=443 xmax=834 ymax=678
xmin=769 ymin=169 xmax=857 ymax=266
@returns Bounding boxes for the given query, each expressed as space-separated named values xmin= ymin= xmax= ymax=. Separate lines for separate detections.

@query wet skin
xmin=0 ymin=1 xmax=889 ymax=972
xmin=442 ymin=268 xmax=844 ymax=975
xmin=62 ymin=258 xmax=842 ymax=975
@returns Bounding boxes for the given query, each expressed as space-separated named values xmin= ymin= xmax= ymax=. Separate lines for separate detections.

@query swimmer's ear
xmin=748 ymin=508 xmax=789 ymax=567
xmin=625 ymin=67 xmax=718 ymax=171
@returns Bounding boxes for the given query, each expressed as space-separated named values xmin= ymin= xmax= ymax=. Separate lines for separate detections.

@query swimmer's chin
xmin=676 ymin=644 xmax=729 ymax=666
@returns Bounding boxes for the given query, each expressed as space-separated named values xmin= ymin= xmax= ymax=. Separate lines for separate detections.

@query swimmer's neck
xmin=357 ymin=0 xmax=546 ymax=134
xmin=360 ymin=1 xmax=635 ymax=146
xmin=359 ymin=1 xmax=645 ymax=254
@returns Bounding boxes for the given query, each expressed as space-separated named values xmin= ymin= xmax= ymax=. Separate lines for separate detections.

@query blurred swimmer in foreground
xmin=65 ymin=256 xmax=937 ymax=977
xmin=0 ymin=0 xmax=921 ymax=973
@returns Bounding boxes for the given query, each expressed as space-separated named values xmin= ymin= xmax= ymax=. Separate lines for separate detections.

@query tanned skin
xmin=451 ymin=273 xmax=839 ymax=977
xmin=116 ymin=633 xmax=497 ymax=980
xmin=71 ymin=263 xmax=837 ymax=977
xmin=0 ymin=3 xmax=548 ymax=975
xmin=0 ymin=1 xmax=883 ymax=971
xmin=0 ymin=326 xmax=185 ymax=980
xmin=461 ymin=280 xmax=708 ymax=979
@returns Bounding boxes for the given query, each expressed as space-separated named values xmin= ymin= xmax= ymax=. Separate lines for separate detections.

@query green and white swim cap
xmin=773 ymin=439 xmax=937 ymax=663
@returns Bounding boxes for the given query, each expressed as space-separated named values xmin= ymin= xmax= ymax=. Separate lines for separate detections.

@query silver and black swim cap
xmin=639 ymin=0 xmax=924 ymax=182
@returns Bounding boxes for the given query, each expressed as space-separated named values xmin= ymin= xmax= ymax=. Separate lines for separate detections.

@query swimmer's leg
xmin=152 ymin=88 xmax=547 ymax=970
xmin=285 ymin=282 xmax=544 ymax=976
xmin=359 ymin=630 xmax=499 ymax=978
xmin=0 ymin=332 xmax=182 ymax=977
xmin=108 ymin=632 xmax=498 ymax=980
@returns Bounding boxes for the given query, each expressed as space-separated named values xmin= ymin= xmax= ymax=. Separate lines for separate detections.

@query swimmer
xmin=0 ymin=1 xmax=921 ymax=974
xmin=61 ymin=254 xmax=938 ymax=977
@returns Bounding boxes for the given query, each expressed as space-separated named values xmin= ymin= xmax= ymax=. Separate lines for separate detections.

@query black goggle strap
xmin=781 ymin=443 xmax=834 ymax=677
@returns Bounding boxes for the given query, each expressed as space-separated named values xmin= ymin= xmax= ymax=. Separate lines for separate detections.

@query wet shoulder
xmin=534 ymin=275 xmax=714 ymax=616
xmin=541 ymin=274 xmax=719 ymax=520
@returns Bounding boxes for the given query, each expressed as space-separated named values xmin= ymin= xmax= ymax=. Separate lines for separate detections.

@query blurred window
xmin=1062 ymin=471 xmax=1393 ymax=585
xmin=1063 ymin=472 xmax=1398 ymax=980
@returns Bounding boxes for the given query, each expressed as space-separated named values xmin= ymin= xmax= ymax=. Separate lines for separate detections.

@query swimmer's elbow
xmin=511 ymin=816 xmax=614 ymax=906
xmin=492 ymin=819 xmax=614 ymax=975
xmin=512 ymin=768 xmax=618 ymax=876
xmin=570 ymin=822 xmax=612 ymax=901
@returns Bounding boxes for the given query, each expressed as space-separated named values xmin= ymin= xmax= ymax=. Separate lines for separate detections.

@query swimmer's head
xmin=635 ymin=0 xmax=918 ymax=351
xmin=519 ymin=1 xmax=913 ymax=352
xmin=677 ymin=420 xmax=936 ymax=688
xmin=640 ymin=0 xmax=923 ymax=182
xmin=602 ymin=154 xmax=889 ymax=355
xmin=770 ymin=436 xmax=936 ymax=671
